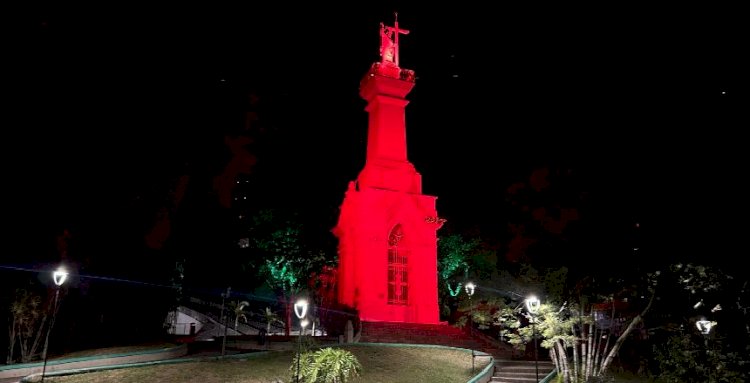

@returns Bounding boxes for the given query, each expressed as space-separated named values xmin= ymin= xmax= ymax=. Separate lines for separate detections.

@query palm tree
xmin=262 ymin=307 xmax=283 ymax=334
xmin=231 ymin=300 xmax=249 ymax=330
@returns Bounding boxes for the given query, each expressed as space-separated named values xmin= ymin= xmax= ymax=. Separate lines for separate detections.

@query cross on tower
xmin=380 ymin=12 xmax=410 ymax=67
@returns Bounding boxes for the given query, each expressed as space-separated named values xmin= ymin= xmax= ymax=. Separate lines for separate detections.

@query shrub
xmin=290 ymin=347 xmax=362 ymax=383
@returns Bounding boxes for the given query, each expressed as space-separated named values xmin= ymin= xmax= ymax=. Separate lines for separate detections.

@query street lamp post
xmin=294 ymin=298 xmax=309 ymax=383
xmin=41 ymin=266 xmax=68 ymax=382
xmin=696 ymin=318 xmax=717 ymax=382
xmin=526 ymin=295 xmax=541 ymax=382
xmin=465 ymin=282 xmax=476 ymax=374
xmin=221 ymin=287 xmax=231 ymax=356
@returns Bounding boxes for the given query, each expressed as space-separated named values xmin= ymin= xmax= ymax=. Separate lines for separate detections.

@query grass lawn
xmin=49 ymin=342 xmax=179 ymax=360
xmin=609 ymin=371 xmax=666 ymax=383
xmin=43 ymin=345 xmax=490 ymax=383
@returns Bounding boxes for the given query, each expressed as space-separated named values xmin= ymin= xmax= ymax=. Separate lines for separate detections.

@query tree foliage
xmin=485 ymin=262 xmax=750 ymax=382
xmin=646 ymin=263 xmax=749 ymax=382
xmin=246 ymin=209 xmax=333 ymax=335
xmin=437 ymin=232 xmax=499 ymax=320
xmin=250 ymin=210 xmax=330 ymax=295
xmin=6 ymin=288 xmax=52 ymax=364
xmin=437 ymin=234 xmax=475 ymax=283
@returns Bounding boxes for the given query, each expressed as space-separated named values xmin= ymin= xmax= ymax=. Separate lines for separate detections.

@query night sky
xmin=6 ymin=3 xmax=746 ymax=273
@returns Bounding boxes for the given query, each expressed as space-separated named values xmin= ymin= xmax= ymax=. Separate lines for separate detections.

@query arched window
xmin=387 ymin=224 xmax=408 ymax=305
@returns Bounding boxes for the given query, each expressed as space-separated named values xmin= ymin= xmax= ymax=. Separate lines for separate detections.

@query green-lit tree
xmin=249 ymin=209 xmax=332 ymax=336
xmin=437 ymin=233 xmax=473 ymax=315
xmin=437 ymin=232 xmax=502 ymax=321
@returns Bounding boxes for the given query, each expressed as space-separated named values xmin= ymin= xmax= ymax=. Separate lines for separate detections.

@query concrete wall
xmin=170 ymin=311 xmax=203 ymax=335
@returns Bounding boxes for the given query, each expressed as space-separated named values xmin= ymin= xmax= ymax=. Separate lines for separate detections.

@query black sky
xmin=5 ymin=3 xmax=746 ymax=269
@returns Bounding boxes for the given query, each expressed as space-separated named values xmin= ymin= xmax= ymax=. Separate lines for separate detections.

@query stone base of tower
xmin=335 ymin=183 xmax=442 ymax=326
xmin=358 ymin=321 xmax=517 ymax=360
xmin=357 ymin=301 xmax=440 ymax=325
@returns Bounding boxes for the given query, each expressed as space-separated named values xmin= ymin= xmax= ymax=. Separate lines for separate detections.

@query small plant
xmin=291 ymin=347 xmax=362 ymax=383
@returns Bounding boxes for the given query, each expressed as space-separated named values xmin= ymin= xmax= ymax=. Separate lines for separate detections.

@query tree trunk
xmin=550 ymin=346 xmax=559 ymax=372
xmin=7 ymin=316 xmax=16 ymax=364
xmin=571 ymin=325 xmax=580 ymax=382
xmin=586 ymin=322 xmax=595 ymax=380
xmin=19 ymin=327 xmax=29 ymax=363
xmin=595 ymin=301 xmax=617 ymax=377
xmin=592 ymin=326 xmax=602 ymax=377
xmin=599 ymin=291 xmax=655 ymax=375
xmin=284 ymin=296 xmax=292 ymax=337
xmin=555 ymin=340 xmax=570 ymax=383
xmin=29 ymin=314 xmax=48 ymax=362
xmin=584 ymin=325 xmax=591 ymax=381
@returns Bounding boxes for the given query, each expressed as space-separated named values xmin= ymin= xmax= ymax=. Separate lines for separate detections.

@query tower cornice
xmin=360 ymin=62 xmax=415 ymax=101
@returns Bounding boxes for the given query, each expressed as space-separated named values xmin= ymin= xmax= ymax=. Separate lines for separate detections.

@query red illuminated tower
xmin=333 ymin=17 xmax=443 ymax=324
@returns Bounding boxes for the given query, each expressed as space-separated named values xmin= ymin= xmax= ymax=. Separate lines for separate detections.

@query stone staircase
xmin=491 ymin=360 xmax=556 ymax=382
xmin=359 ymin=321 xmax=557 ymax=382
xmin=358 ymin=321 xmax=514 ymax=359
